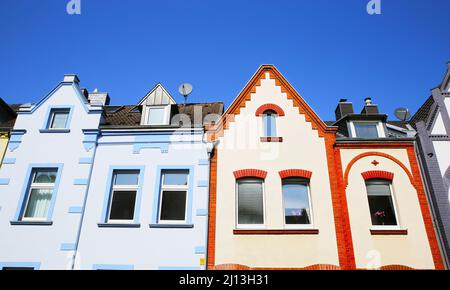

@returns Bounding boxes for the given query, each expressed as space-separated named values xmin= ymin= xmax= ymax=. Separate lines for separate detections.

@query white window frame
xmin=145 ymin=105 xmax=170 ymax=126
xmin=21 ymin=170 xmax=56 ymax=222
xmin=158 ymin=171 xmax=189 ymax=224
xmin=281 ymin=179 xmax=314 ymax=229
xmin=107 ymin=172 xmax=139 ymax=224
xmin=47 ymin=109 xmax=70 ymax=130
xmin=366 ymin=180 xmax=401 ymax=231
xmin=350 ymin=121 xmax=386 ymax=138
xmin=235 ymin=178 xmax=266 ymax=229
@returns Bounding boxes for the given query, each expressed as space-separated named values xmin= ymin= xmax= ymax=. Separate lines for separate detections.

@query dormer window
xmin=354 ymin=122 xmax=378 ymax=138
xmin=351 ymin=121 xmax=385 ymax=138
xmin=146 ymin=106 xmax=170 ymax=126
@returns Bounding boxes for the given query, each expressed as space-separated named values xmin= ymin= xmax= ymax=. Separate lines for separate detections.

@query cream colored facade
xmin=339 ymin=148 xmax=435 ymax=269
xmin=212 ymin=70 xmax=340 ymax=269
xmin=0 ymin=132 xmax=8 ymax=167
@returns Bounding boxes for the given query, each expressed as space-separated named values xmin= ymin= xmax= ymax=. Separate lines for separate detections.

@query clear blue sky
xmin=1 ymin=0 xmax=449 ymax=120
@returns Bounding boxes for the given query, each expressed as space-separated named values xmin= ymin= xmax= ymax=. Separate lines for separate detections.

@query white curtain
xmin=24 ymin=188 xmax=52 ymax=218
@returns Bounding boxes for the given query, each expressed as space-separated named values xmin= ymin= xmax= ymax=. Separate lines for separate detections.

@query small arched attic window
xmin=256 ymin=104 xmax=285 ymax=142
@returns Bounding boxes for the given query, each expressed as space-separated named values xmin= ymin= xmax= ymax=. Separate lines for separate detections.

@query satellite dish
xmin=178 ymin=83 xmax=193 ymax=103
xmin=394 ymin=108 xmax=411 ymax=122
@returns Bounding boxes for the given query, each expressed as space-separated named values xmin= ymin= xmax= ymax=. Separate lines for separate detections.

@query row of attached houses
xmin=0 ymin=64 xmax=448 ymax=270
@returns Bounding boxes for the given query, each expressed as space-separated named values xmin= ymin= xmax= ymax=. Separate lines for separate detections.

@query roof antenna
xmin=178 ymin=83 xmax=193 ymax=104
xmin=394 ymin=107 xmax=411 ymax=123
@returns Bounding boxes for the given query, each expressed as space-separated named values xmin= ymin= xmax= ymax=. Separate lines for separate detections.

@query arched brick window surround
xmin=255 ymin=104 xmax=285 ymax=116
xmin=279 ymin=169 xmax=312 ymax=179
xmin=361 ymin=170 xmax=394 ymax=181
xmin=233 ymin=169 xmax=267 ymax=180
xmin=343 ymin=152 xmax=414 ymax=189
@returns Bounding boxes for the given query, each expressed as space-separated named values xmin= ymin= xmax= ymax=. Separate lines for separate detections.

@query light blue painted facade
xmin=0 ymin=78 xmax=216 ymax=270
xmin=0 ymin=75 xmax=103 ymax=270
xmin=76 ymin=129 xmax=212 ymax=270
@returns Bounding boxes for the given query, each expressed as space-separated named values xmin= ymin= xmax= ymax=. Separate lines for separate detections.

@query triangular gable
xmin=431 ymin=112 xmax=447 ymax=135
xmin=18 ymin=82 xmax=93 ymax=114
xmin=207 ymin=65 xmax=336 ymax=140
xmin=138 ymin=83 xmax=176 ymax=106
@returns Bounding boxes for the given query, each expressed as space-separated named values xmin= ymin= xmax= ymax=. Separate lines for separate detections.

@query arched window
xmin=282 ymin=178 xmax=312 ymax=226
xmin=365 ymin=179 xmax=398 ymax=227
xmin=262 ymin=110 xmax=277 ymax=137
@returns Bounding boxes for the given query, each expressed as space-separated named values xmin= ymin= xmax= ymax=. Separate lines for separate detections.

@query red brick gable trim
xmin=255 ymin=103 xmax=285 ymax=116
xmin=206 ymin=65 xmax=337 ymax=141
xmin=361 ymin=170 xmax=394 ymax=181
xmin=279 ymin=169 xmax=312 ymax=179
xmin=233 ymin=169 xmax=267 ymax=180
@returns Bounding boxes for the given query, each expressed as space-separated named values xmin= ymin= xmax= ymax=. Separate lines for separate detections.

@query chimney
xmin=63 ymin=74 xmax=80 ymax=84
xmin=88 ymin=90 xmax=110 ymax=106
xmin=361 ymin=97 xmax=379 ymax=115
xmin=335 ymin=99 xmax=354 ymax=120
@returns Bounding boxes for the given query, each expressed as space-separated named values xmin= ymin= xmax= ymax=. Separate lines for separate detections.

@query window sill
xmin=370 ymin=229 xmax=408 ymax=235
xmin=149 ymin=224 xmax=194 ymax=229
xmin=39 ymin=129 xmax=71 ymax=134
xmin=10 ymin=221 xmax=53 ymax=226
xmin=97 ymin=223 xmax=141 ymax=228
xmin=233 ymin=229 xmax=319 ymax=235
xmin=260 ymin=137 xmax=283 ymax=142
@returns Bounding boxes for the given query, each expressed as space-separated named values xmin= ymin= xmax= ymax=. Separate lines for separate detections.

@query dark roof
xmin=102 ymin=103 xmax=224 ymax=128
xmin=0 ymin=98 xmax=18 ymax=131
xmin=102 ymin=106 xmax=141 ymax=127
xmin=409 ymin=95 xmax=435 ymax=129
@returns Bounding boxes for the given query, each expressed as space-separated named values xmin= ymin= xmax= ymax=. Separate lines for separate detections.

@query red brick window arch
xmin=361 ymin=171 xmax=394 ymax=181
xmin=233 ymin=169 xmax=267 ymax=180
xmin=255 ymin=104 xmax=285 ymax=117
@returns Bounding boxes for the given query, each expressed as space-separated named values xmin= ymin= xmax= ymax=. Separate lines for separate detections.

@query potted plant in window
xmin=374 ymin=211 xmax=386 ymax=225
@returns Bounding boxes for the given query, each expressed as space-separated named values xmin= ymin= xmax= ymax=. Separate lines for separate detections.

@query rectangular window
xmin=107 ymin=170 xmax=140 ymax=223
xmin=354 ymin=122 xmax=379 ymax=138
xmin=263 ymin=113 xmax=277 ymax=137
xmin=237 ymin=178 xmax=264 ymax=226
xmin=282 ymin=178 xmax=312 ymax=225
xmin=158 ymin=170 xmax=189 ymax=223
xmin=147 ymin=107 xmax=167 ymax=125
xmin=47 ymin=109 xmax=70 ymax=129
xmin=22 ymin=169 xmax=58 ymax=221
xmin=366 ymin=179 xmax=398 ymax=226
